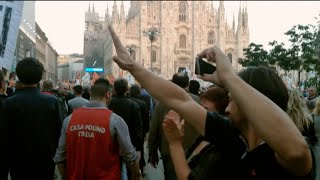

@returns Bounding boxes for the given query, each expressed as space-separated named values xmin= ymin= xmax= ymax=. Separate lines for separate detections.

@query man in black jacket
xmin=130 ymin=84 xmax=150 ymax=138
xmin=109 ymin=78 xmax=143 ymax=162
xmin=0 ymin=58 xmax=62 ymax=180
xmin=129 ymin=84 xmax=149 ymax=175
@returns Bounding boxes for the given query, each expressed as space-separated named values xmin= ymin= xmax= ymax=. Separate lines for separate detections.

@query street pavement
xmin=8 ymin=138 xmax=165 ymax=180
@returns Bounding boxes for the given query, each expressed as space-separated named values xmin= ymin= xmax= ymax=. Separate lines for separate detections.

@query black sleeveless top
xmin=205 ymin=112 xmax=315 ymax=180
xmin=239 ymin=143 xmax=315 ymax=180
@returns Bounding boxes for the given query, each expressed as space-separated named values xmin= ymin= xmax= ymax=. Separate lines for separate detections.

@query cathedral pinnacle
xmin=88 ymin=2 xmax=91 ymax=12
xmin=237 ymin=2 xmax=243 ymax=30
xmin=219 ymin=1 xmax=224 ymax=9
xmin=112 ymin=1 xmax=118 ymax=14
xmin=105 ymin=4 xmax=110 ymax=23
xmin=106 ymin=4 xmax=109 ymax=16
xmin=233 ymin=13 xmax=235 ymax=32
xmin=112 ymin=0 xmax=119 ymax=24
xmin=92 ymin=2 xmax=95 ymax=12
xmin=120 ymin=1 xmax=125 ymax=23
xmin=226 ymin=12 xmax=228 ymax=24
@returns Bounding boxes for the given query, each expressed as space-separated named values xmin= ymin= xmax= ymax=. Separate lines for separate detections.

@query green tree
xmin=314 ymin=14 xmax=320 ymax=74
xmin=284 ymin=24 xmax=318 ymax=84
xmin=268 ymin=40 xmax=290 ymax=74
xmin=238 ymin=43 xmax=269 ymax=67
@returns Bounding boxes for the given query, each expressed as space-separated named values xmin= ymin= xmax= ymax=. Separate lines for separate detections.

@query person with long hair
xmin=312 ymin=98 xmax=320 ymax=180
xmin=163 ymin=87 xmax=229 ymax=180
xmin=287 ymin=89 xmax=317 ymax=144
xmin=108 ymin=25 xmax=314 ymax=179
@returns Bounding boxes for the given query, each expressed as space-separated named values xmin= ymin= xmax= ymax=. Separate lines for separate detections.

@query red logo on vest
xmin=66 ymin=108 xmax=120 ymax=180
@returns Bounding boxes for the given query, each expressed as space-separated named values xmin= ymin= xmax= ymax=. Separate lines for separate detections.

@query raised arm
xmin=108 ymin=25 xmax=207 ymax=135
xmin=163 ymin=110 xmax=190 ymax=180
xmin=198 ymin=47 xmax=312 ymax=176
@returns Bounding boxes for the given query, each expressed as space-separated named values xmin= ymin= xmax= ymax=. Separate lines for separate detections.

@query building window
xmin=227 ymin=53 xmax=232 ymax=63
xmin=179 ymin=1 xmax=187 ymax=22
xmin=151 ymin=50 xmax=156 ymax=62
xmin=179 ymin=34 xmax=186 ymax=48
xmin=132 ymin=50 xmax=136 ymax=61
xmin=208 ymin=31 xmax=215 ymax=44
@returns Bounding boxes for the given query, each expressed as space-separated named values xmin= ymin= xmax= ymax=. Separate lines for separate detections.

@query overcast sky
xmin=35 ymin=1 xmax=320 ymax=55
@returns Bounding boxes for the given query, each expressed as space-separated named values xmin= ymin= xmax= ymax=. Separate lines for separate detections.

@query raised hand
xmin=108 ymin=25 xmax=137 ymax=71
xmin=197 ymin=46 xmax=235 ymax=87
xmin=162 ymin=110 xmax=185 ymax=145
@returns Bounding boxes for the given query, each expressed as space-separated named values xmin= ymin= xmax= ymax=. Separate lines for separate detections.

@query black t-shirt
xmin=205 ymin=112 xmax=315 ymax=180
xmin=186 ymin=136 xmax=230 ymax=180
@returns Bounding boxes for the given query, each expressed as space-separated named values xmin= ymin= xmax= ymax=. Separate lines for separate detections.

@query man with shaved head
xmin=58 ymin=82 xmax=70 ymax=120
xmin=306 ymin=86 xmax=318 ymax=112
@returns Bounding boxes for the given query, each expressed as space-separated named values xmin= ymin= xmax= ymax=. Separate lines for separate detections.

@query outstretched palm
xmin=108 ymin=25 xmax=136 ymax=70
xmin=162 ymin=110 xmax=185 ymax=145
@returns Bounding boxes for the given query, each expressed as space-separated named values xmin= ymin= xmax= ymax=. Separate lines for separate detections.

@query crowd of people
xmin=0 ymin=24 xmax=319 ymax=180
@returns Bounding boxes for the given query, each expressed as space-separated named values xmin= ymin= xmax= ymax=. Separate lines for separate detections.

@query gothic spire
xmin=112 ymin=1 xmax=119 ymax=23
xmin=120 ymin=1 xmax=125 ymax=22
xmin=105 ymin=3 xmax=110 ymax=23
xmin=210 ymin=1 xmax=214 ymax=11
xmin=237 ymin=1 xmax=243 ymax=30
xmin=93 ymin=2 xmax=95 ymax=12
xmin=225 ymin=12 xmax=228 ymax=24
xmin=218 ymin=0 xmax=225 ymax=21
xmin=232 ymin=13 xmax=235 ymax=32
xmin=113 ymin=1 xmax=118 ymax=14
xmin=219 ymin=1 xmax=224 ymax=9
xmin=243 ymin=1 xmax=249 ymax=29
xmin=88 ymin=2 xmax=91 ymax=12
xmin=106 ymin=4 xmax=109 ymax=16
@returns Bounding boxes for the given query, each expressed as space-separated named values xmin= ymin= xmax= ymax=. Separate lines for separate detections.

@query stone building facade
xmin=45 ymin=42 xmax=58 ymax=81
xmin=36 ymin=22 xmax=48 ymax=80
xmin=35 ymin=23 xmax=58 ymax=82
xmin=84 ymin=1 xmax=250 ymax=79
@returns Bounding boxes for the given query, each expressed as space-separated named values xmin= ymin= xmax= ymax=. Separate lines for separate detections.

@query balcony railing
xmin=174 ymin=47 xmax=191 ymax=55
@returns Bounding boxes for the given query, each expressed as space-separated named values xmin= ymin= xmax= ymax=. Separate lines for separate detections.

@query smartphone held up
xmin=195 ymin=56 xmax=216 ymax=76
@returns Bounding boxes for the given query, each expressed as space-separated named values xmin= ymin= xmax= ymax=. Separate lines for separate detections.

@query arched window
xmin=179 ymin=34 xmax=186 ymax=48
xmin=151 ymin=50 xmax=156 ymax=62
xmin=227 ymin=53 xmax=232 ymax=64
xmin=132 ymin=50 xmax=136 ymax=61
xmin=208 ymin=31 xmax=215 ymax=44
xmin=179 ymin=1 xmax=188 ymax=22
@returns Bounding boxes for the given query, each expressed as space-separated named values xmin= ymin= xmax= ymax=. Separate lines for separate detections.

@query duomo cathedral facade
xmin=84 ymin=1 xmax=250 ymax=79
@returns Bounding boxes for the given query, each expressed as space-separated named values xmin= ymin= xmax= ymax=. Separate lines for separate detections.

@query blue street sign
xmin=85 ymin=67 xmax=104 ymax=72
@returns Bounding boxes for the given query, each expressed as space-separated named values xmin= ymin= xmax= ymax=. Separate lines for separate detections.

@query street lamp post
xmin=143 ymin=26 xmax=160 ymax=72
